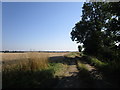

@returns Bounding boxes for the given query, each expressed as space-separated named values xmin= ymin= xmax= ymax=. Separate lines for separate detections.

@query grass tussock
xmin=77 ymin=61 xmax=88 ymax=71
xmin=27 ymin=52 xmax=49 ymax=71
xmin=89 ymin=57 xmax=107 ymax=68
xmin=77 ymin=61 xmax=95 ymax=87
xmin=77 ymin=61 xmax=89 ymax=77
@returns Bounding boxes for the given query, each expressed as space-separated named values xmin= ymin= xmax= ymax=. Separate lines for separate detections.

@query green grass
xmin=77 ymin=61 xmax=89 ymax=71
xmin=3 ymin=63 xmax=65 ymax=88
xmin=3 ymin=68 xmax=55 ymax=88
xmin=77 ymin=61 xmax=90 ymax=77
xmin=48 ymin=63 xmax=67 ymax=77
xmin=77 ymin=61 xmax=95 ymax=87
xmin=88 ymin=57 xmax=107 ymax=68
xmin=64 ymin=52 xmax=80 ymax=58
xmin=81 ymin=55 xmax=120 ymax=87
xmin=84 ymin=56 xmax=120 ymax=74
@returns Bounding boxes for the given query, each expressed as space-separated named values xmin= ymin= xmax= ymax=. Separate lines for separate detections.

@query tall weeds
xmin=27 ymin=52 xmax=48 ymax=71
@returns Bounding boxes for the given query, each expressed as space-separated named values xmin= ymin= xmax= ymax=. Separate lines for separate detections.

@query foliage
xmin=78 ymin=45 xmax=82 ymax=52
xmin=70 ymin=2 xmax=120 ymax=61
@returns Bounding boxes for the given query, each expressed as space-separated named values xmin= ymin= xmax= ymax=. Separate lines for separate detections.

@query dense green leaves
xmin=71 ymin=2 xmax=120 ymax=61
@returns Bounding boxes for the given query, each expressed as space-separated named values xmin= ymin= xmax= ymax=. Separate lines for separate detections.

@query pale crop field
xmin=1 ymin=52 xmax=68 ymax=61
xmin=0 ymin=52 xmax=68 ymax=70
xmin=1 ymin=52 xmax=69 ymax=71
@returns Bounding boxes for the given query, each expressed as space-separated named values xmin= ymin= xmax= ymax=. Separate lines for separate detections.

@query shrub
xmin=98 ymin=47 xmax=117 ymax=62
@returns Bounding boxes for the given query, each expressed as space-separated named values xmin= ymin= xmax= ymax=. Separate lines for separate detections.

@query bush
xmin=98 ymin=47 xmax=117 ymax=62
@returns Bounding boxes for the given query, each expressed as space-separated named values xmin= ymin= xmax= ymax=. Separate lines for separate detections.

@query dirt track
xmin=55 ymin=64 xmax=83 ymax=88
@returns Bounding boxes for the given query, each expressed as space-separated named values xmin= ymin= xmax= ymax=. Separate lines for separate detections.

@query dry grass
xmin=2 ymin=52 xmax=68 ymax=88
xmin=2 ymin=52 xmax=68 ymax=72
xmin=1 ymin=53 xmax=28 ymax=61
xmin=27 ymin=52 xmax=49 ymax=71
xmin=2 ymin=52 xmax=49 ymax=72
xmin=1 ymin=52 xmax=68 ymax=61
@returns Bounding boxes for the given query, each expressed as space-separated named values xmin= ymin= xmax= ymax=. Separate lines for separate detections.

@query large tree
xmin=71 ymin=2 xmax=120 ymax=59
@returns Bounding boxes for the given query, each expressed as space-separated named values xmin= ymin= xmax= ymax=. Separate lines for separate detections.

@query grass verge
xmin=80 ymin=55 xmax=120 ymax=87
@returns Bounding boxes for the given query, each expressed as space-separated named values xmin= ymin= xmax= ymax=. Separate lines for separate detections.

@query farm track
xmin=55 ymin=63 xmax=83 ymax=88
xmin=54 ymin=56 xmax=113 ymax=88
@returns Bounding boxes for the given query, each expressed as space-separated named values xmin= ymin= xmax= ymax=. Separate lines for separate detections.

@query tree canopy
xmin=71 ymin=2 xmax=120 ymax=61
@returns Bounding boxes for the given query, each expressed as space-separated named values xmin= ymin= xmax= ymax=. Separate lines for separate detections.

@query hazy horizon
xmin=2 ymin=2 xmax=83 ymax=51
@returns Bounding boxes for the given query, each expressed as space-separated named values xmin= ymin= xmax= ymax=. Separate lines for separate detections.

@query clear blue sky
xmin=2 ymin=2 xmax=83 ymax=51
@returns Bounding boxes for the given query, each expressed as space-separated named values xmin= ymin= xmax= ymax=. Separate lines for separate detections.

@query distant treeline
xmin=0 ymin=50 xmax=73 ymax=53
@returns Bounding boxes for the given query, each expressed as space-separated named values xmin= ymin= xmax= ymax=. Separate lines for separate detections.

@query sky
xmin=2 ymin=2 xmax=83 ymax=51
